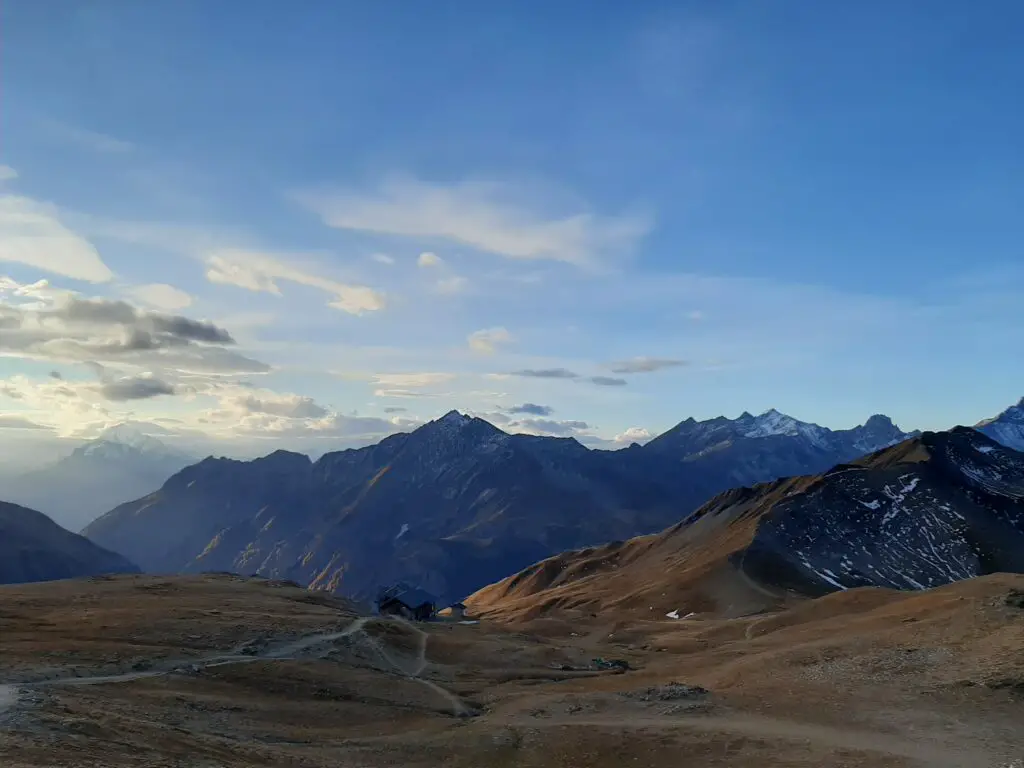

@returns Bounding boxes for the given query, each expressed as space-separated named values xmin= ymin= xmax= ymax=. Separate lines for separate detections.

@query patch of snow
xmin=395 ymin=523 xmax=409 ymax=540
xmin=742 ymin=409 xmax=831 ymax=448
xmin=666 ymin=610 xmax=680 ymax=619
xmin=976 ymin=444 xmax=996 ymax=454
xmin=859 ymin=499 xmax=881 ymax=510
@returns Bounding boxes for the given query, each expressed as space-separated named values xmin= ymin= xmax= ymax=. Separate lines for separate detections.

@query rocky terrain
xmin=0 ymin=502 xmax=139 ymax=585
xmin=0 ymin=573 xmax=1022 ymax=767
xmin=468 ymin=428 xmax=1024 ymax=621
xmin=82 ymin=408 xmax=915 ymax=604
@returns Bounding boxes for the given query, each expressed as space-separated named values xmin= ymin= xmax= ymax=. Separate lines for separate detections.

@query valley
xmin=1 ymin=573 xmax=1022 ymax=767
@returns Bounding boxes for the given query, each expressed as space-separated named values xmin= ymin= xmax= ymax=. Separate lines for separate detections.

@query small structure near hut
xmin=375 ymin=583 xmax=437 ymax=621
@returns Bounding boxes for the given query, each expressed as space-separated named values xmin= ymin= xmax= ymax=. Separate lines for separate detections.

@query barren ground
xmin=1 ymin=573 xmax=1022 ymax=767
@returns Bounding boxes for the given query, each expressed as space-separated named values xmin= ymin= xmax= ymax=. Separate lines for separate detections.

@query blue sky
xmin=1 ymin=1 xmax=1022 ymax=460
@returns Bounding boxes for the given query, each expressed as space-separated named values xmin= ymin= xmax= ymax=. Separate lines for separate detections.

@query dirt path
xmin=507 ymin=713 xmax=1005 ymax=768
xmin=0 ymin=614 xmax=475 ymax=722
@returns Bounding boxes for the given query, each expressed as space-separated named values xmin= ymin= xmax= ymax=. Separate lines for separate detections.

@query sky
xmin=1 ymin=1 xmax=1023 ymax=465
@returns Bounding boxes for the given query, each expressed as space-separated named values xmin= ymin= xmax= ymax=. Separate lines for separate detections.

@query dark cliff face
xmin=0 ymin=502 xmax=139 ymax=585
xmin=79 ymin=409 xmax=921 ymax=604
xmin=736 ymin=428 xmax=1024 ymax=595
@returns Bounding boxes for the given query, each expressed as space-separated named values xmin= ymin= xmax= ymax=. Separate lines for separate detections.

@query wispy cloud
xmin=126 ymin=283 xmax=194 ymax=311
xmin=0 ymin=166 xmax=18 ymax=182
xmin=510 ymin=368 xmax=579 ymax=379
xmin=608 ymin=356 xmax=688 ymax=374
xmin=371 ymin=253 xmax=395 ymax=265
xmin=0 ymin=195 xmax=114 ymax=282
xmin=100 ymin=374 xmax=177 ymax=401
xmin=39 ymin=119 xmax=134 ymax=154
xmin=435 ymin=275 xmax=469 ymax=295
xmin=204 ymin=248 xmax=385 ymax=315
xmin=371 ymin=371 xmax=455 ymax=398
xmin=508 ymin=368 xmax=627 ymax=387
xmin=417 ymin=251 xmax=442 ymax=268
xmin=506 ymin=402 xmax=552 ymax=416
xmin=468 ymin=327 xmax=513 ymax=355
xmin=297 ymin=176 xmax=652 ymax=267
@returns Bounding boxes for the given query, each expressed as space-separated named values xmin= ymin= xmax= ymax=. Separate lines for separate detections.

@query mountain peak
xmin=437 ymin=409 xmax=471 ymax=426
xmin=864 ymin=414 xmax=895 ymax=427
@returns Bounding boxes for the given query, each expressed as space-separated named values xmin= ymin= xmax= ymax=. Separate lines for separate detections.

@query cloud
xmin=417 ymin=251 xmax=442 ymax=268
xmin=383 ymin=406 xmax=407 ymax=413
xmin=0 ymin=280 xmax=269 ymax=376
xmin=507 ymin=368 xmax=625 ymax=386
xmin=39 ymin=119 xmax=134 ymax=154
xmin=371 ymin=371 xmax=455 ymax=398
xmin=614 ymin=426 xmax=653 ymax=445
xmin=50 ymin=296 xmax=234 ymax=344
xmin=49 ymin=370 xmax=63 ymax=379
xmin=468 ymin=327 xmax=513 ymax=355
xmin=435 ymin=276 xmax=469 ymax=295
xmin=237 ymin=393 xmax=327 ymax=419
xmin=205 ymin=249 xmax=385 ymax=315
xmin=371 ymin=253 xmax=395 ymax=265
xmin=0 ymin=166 xmax=17 ymax=182
xmin=0 ymin=195 xmax=114 ymax=282
xmin=608 ymin=357 xmax=689 ymax=374
xmin=127 ymin=283 xmax=194 ymax=311
xmin=297 ymin=177 xmax=652 ymax=267
xmin=506 ymin=403 xmax=553 ymax=416
xmin=100 ymin=375 xmax=177 ymax=401
xmin=0 ymin=414 xmax=52 ymax=430
xmin=505 ymin=417 xmax=591 ymax=437
xmin=510 ymin=368 xmax=579 ymax=379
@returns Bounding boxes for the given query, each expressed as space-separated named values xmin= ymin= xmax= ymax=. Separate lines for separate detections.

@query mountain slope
xmin=84 ymin=412 xmax=706 ymax=604
xmin=977 ymin=397 xmax=1024 ymax=451
xmin=4 ymin=426 xmax=194 ymax=532
xmin=0 ymin=501 xmax=140 ymax=585
xmin=80 ymin=408 xmax=922 ymax=605
xmin=467 ymin=428 xmax=1024 ymax=620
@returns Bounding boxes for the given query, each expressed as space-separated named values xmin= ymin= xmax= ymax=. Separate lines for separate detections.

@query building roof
xmin=379 ymin=582 xmax=437 ymax=609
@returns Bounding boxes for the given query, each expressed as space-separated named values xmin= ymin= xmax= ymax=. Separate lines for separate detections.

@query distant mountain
xmin=977 ymin=397 xmax=1024 ymax=452
xmin=4 ymin=426 xmax=194 ymax=532
xmin=467 ymin=428 xmax=1024 ymax=620
xmin=0 ymin=501 xmax=139 ymax=585
xmin=641 ymin=409 xmax=916 ymax=492
xmin=85 ymin=411 xmax=709 ymax=604
xmin=82 ymin=408 xmax=912 ymax=604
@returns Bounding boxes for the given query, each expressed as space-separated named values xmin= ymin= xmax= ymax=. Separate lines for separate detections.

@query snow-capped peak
xmin=740 ymin=409 xmax=833 ymax=450
xmin=975 ymin=396 xmax=1024 ymax=452
xmin=78 ymin=424 xmax=191 ymax=461
xmin=437 ymin=410 xmax=471 ymax=427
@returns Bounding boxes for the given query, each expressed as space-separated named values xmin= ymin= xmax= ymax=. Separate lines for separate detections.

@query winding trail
xmin=0 ymin=614 xmax=472 ymax=721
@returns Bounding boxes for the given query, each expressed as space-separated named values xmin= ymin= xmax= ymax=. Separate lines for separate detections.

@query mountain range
xmin=3 ymin=425 xmax=194 ymax=532
xmin=468 ymin=427 xmax=1024 ymax=620
xmin=82 ymin=408 xmax=921 ymax=603
xmin=0 ymin=501 xmax=139 ymax=585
